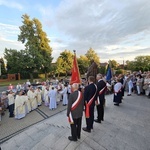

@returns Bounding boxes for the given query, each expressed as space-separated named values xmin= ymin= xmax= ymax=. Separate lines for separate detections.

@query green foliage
xmin=18 ymin=14 xmax=53 ymax=79
xmin=115 ymin=69 xmax=124 ymax=75
xmin=77 ymin=55 xmax=89 ymax=74
xmin=98 ymin=66 xmax=106 ymax=75
xmin=126 ymin=55 xmax=150 ymax=72
xmin=4 ymin=49 xmax=24 ymax=74
xmin=109 ymin=60 xmax=118 ymax=69
xmin=85 ymin=48 xmax=100 ymax=66
xmin=56 ymin=50 xmax=73 ymax=77
xmin=0 ymin=57 xmax=7 ymax=75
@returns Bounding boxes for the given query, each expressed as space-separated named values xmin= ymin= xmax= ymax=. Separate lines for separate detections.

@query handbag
xmin=143 ymin=84 xmax=148 ymax=90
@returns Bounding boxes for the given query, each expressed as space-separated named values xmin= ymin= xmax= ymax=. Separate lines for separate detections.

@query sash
xmin=68 ymin=91 xmax=82 ymax=124
xmin=114 ymin=87 xmax=122 ymax=95
xmin=85 ymin=84 xmax=97 ymax=118
xmin=96 ymin=86 xmax=107 ymax=105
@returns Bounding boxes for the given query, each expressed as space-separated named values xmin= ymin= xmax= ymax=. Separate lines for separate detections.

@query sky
xmin=0 ymin=0 xmax=150 ymax=64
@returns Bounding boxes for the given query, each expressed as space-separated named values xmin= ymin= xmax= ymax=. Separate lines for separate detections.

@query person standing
xmin=67 ymin=83 xmax=84 ymax=141
xmin=27 ymin=87 xmax=37 ymax=110
xmin=127 ymin=76 xmax=133 ymax=96
xmin=14 ymin=91 xmax=27 ymax=119
xmin=44 ymin=87 xmax=49 ymax=106
xmin=82 ymin=76 xmax=97 ymax=133
xmin=94 ymin=74 xmax=106 ymax=123
xmin=8 ymin=90 xmax=15 ymax=117
xmin=61 ymin=84 xmax=68 ymax=106
xmin=48 ymin=87 xmax=57 ymax=110
xmin=35 ymin=87 xmax=42 ymax=106
xmin=113 ymin=78 xmax=123 ymax=106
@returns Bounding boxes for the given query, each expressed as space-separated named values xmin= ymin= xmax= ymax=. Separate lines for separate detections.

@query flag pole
xmin=73 ymin=50 xmax=76 ymax=55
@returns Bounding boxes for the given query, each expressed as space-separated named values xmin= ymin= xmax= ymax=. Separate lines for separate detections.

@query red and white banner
xmin=70 ymin=52 xmax=81 ymax=85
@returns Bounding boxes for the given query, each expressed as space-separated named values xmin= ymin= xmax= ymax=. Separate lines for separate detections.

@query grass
xmin=0 ymin=79 xmax=27 ymax=87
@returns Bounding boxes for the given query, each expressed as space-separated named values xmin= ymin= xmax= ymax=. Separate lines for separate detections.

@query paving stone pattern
xmin=1 ymin=93 xmax=150 ymax=150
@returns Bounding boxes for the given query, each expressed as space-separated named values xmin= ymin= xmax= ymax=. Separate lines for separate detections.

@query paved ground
xmin=0 ymin=101 xmax=67 ymax=143
xmin=1 ymin=92 xmax=150 ymax=150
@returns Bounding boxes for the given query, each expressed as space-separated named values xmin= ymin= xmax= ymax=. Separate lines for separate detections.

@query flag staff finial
xmin=73 ymin=50 xmax=76 ymax=54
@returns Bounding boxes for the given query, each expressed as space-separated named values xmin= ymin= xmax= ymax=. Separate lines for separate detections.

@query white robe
xmin=61 ymin=87 xmax=68 ymax=105
xmin=14 ymin=95 xmax=26 ymax=119
xmin=35 ymin=89 xmax=42 ymax=106
xmin=44 ymin=90 xmax=49 ymax=106
xmin=48 ymin=89 xmax=57 ymax=109
xmin=41 ymin=85 xmax=46 ymax=101
xmin=27 ymin=90 xmax=37 ymax=110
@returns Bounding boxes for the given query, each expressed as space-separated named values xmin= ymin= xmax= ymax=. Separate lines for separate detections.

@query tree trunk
xmin=29 ymin=73 xmax=33 ymax=82
xmin=45 ymin=72 xmax=48 ymax=79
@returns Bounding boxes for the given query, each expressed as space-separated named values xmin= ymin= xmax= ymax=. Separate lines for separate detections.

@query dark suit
xmin=96 ymin=80 xmax=106 ymax=121
xmin=84 ymin=83 xmax=97 ymax=130
xmin=67 ymin=90 xmax=84 ymax=140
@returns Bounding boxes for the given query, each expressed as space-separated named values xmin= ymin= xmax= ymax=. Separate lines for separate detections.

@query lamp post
xmin=0 ymin=62 xmax=1 ymax=76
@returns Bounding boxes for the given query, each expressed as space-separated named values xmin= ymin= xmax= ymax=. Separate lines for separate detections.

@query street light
xmin=0 ymin=62 xmax=1 ymax=76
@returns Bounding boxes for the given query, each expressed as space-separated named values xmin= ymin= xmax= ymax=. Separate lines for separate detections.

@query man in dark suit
xmin=67 ymin=83 xmax=84 ymax=141
xmin=82 ymin=76 xmax=97 ymax=133
xmin=95 ymin=74 xmax=106 ymax=123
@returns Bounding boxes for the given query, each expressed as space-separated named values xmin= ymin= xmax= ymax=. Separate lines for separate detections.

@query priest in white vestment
xmin=60 ymin=84 xmax=68 ymax=106
xmin=14 ymin=91 xmax=27 ymax=119
xmin=48 ymin=87 xmax=57 ymax=110
xmin=44 ymin=87 xmax=49 ymax=106
xmin=27 ymin=88 xmax=37 ymax=110
xmin=35 ymin=87 xmax=42 ymax=106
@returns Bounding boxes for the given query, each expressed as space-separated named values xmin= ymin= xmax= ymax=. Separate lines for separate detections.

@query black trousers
xmin=86 ymin=106 xmax=94 ymax=130
xmin=96 ymin=100 xmax=104 ymax=121
xmin=70 ymin=117 xmax=82 ymax=140
xmin=9 ymin=104 xmax=14 ymax=117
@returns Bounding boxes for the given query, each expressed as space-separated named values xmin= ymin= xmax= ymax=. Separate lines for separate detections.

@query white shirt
xmin=8 ymin=93 xmax=15 ymax=105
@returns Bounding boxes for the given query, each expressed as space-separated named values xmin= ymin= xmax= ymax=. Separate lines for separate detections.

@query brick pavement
xmin=1 ymin=93 xmax=150 ymax=150
xmin=0 ymin=101 xmax=67 ymax=143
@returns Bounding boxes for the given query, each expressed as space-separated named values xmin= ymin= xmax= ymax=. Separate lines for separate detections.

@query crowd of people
xmin=0 ymin=79 xmax=72 ymax=124
xmin=67 ymin=71 xmax=150 ymax=141
xmin=0 ymin=71 xmax=150 ymax=142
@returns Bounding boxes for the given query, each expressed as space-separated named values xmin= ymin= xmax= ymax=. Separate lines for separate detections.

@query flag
xmin=70 ymin=52 xmax=81 ymax=84
xmin=106 ymin=64 xmax=112 ymax=81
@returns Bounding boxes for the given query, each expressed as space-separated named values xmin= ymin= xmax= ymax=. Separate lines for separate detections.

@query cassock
xmin=48 ymin=89 xmax=57 ymax=110
xmin=113 ymin=82 xmax=122 ymax=104
xmin=14 ymin=95 xmax=26 ymax=119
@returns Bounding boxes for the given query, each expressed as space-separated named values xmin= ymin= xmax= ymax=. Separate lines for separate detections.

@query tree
xmin=4 ymin=49 xmax=23 ymax=74
xmin=4 ymin=48 xmax=32 ymax=78
xmin=134 ymin=56 xmax=150 ymax=70
xmin=77 ymin=55 xmax=89 ymax=74
xmin=56 ymin=50 xmax=73 ymax=77
xmin=109 ymin=60 xmax=118 ymax=69
xmin=0 ymin=58 xmax=7 ymax=75
xmin=126 ymin=56 xmax=150 ymax=72
xmin=85 ymin=48 xmax=100 ymax=66
xmin=18 ymin=14 xmax=53 ymax=79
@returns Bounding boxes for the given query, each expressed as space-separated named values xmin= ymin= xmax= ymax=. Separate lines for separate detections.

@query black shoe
xmin=114 ymin=103 xmax=119 ymax=106
xmin=101 ymin=119 xmax=104 ymax=121
xmin=94 ymin=119 xmax=101 ymax=123
xmin=77 ymin=136 xmax=80 ymax=139
xmin=68 ymin=136 xmax=77 ymax=141
xmin=82 ymin=127 xmax=91 ymax=133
